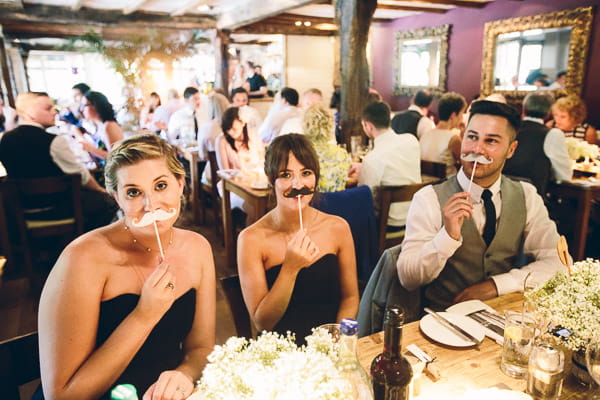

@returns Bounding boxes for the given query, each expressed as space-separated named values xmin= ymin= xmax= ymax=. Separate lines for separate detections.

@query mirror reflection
xmin=394 ymin=24 xmax=449 ymax=96
xmin=494 ymin=27 xmax=571 ymax=91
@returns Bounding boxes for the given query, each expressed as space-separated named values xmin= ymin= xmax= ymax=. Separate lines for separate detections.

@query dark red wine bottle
xmin=370 ymin=306 xmax=413 ymax=400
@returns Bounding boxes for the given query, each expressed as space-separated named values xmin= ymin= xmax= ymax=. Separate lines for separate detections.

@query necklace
xmin=124 ymin=224 xmax=174 ymax=253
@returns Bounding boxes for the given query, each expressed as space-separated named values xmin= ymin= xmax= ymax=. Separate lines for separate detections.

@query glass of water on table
xmin=501 ymin=311 xmax=537 ymax=379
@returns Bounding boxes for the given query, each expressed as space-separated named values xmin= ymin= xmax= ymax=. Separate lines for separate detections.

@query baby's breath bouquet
xmin=565 ymin=137 xmax=599 ymax=161
xmin=525 ymin=259 xmax=600 ymax=351
xmin=198 ymin=330 xmax=353 ymax=400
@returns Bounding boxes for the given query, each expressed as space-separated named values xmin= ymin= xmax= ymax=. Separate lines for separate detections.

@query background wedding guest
xmin=139 ymin=92 xmax=161 ymax=131
xmin=79 ymin=90 xmax=124 ymax=160
xmin=231 ymin=87 xmax=262 ymax=137
xmin=237 ymin=134 xmax=359 ymax=344
xmin=38 ymin=134 xmax=216 ymax=400
xmin=303 ymin=103 xmax=351 ymax=192
xmin=244 ymin=62 xmax=268 ymax=98
xmin=420 ymin=92 xmax=466 ymax=177
xmin=391 ymin=89 xmax=436 ymax=139
xmin=280 ymin=88 xmax=324 ymax=135
xmin=258 ymin=87 xmax=301 ymax=144
xmin=548 ymin=71 xmax=567 ymax=90
xmin=198 ymin=92 xmax=230 ymax=162
xmin=549 ymin=94 xmax=597 ymax=144
xmin=167 ymin=86 xmax=205 ymax=145
xmin=0 ymin=91 xmax=117 ymax=231
xmin=151 ymin=88 xmax=182 ymax=133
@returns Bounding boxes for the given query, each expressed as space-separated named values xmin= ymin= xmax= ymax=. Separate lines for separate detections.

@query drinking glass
xmin=350 ymin=136 xmax=361 ymax=161
xmin=317 ymin=323 xmax=341 ymax=343
xmin=586 ymin=334 xmax=600 ymax=398
xmin=501 ymin=311 xmax=537 ymax=379
xmin=527 ymin=342 xmax=564 ymax=400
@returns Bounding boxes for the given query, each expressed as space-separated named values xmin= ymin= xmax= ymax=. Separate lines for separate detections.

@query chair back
xmin=420 ymin=160 xmax=446 ymax=179
xmin=313 ymin=186 xmax=378 ymax=282
xmin=220 ymin=275 xmax=253 ymax=339
xmin=378 ymin=182 xmax=429 ymax=255
xmin=0 ymin=192 xmax=13 ymax=272
xmin=0 ymin=331 xmax=40 ymax=400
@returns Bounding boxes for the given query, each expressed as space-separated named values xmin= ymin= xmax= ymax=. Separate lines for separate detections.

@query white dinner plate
xmin=419 ymin=312 xmax=485 ymax=347
xmin=250 ymin=181 xmax=269 ymax=190
xmin=446 ymin=299 xmax=496 ymax=316
xmin=217 ymin=169 xmax=240 ymax=179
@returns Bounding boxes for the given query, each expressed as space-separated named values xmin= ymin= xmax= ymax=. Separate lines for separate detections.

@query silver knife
xmin=467 ymin=312 xmax=505 ymax=337
xmin=424 ymin=307 xmax=481 ymax=347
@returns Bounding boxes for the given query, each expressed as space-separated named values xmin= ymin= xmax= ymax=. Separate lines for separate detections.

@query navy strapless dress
xmin=265 ymin=253 xmax=341 ymax=344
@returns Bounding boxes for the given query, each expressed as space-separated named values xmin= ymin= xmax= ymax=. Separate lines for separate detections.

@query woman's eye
xmin=156 ymin=181 xmax=168 ymax=191
xmin=279 ymin=172 xmax=291 ymax=179
xmin=126 ymin=188 xmax=140 ymax=198
xmin=301 ymin=170 xmax=314 ymax=177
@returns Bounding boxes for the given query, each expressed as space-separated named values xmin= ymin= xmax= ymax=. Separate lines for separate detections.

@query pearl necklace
xmin=124 ymin=224 xmax=174 ymax=253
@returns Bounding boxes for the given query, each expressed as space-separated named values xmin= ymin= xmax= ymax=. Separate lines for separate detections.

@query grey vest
xmin=427 ymin=175 xmax=526 ymax=309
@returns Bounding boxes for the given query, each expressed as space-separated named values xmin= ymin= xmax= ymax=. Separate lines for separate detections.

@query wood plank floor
xmin=0 ymin=202 xmax=238 ymax=345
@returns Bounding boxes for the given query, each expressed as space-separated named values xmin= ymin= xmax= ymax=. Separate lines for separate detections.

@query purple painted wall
xmin=371 ymin=0 xmax=600 ymax=126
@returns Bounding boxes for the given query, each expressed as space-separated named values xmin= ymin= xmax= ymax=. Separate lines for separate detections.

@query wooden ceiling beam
xmin=217 ymin=0 xmax=321 ymax=30
xmin=376 ymin=3 xmax=447 ymax=13
xmin=0 ymin=4 xmax=215 ymax=30
xmin=170 ymin=0 xmax=207 ymax=17
xmin=407 ymin=0 xmax=489 ymax=8
xmin=71 ymin=0 xmax=84 ymax=12
xmin=123 ymin=0 xmax=150 ymax=15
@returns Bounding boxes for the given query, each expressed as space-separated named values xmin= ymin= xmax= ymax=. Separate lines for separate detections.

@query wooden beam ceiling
xmin=217 ymin=0 xmax=321 ymax=30
xmin=406 ymin=0 xmax=488 ymax=8
xmin=123 ymin=0 xmax=150 ymax=15
xmin=375 ymin=3 xmax=447 ymax=13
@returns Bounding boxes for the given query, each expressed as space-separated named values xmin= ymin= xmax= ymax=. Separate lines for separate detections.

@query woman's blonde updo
xmin=302 ymin=103 xmax=334 ymax=143
xmin=552 ymin=95 xmax=587 ymax=126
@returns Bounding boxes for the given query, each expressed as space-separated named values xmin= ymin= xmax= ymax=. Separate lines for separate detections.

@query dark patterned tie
xmin=192 ymin=110 xmax=199 ymax=134
xmin=481 ymin=189 xmax=496 ymax=246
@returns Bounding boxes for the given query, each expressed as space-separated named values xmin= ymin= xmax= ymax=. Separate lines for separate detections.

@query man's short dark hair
xmin=281 ymin=87 xmax=299 ymax=106
xmin=438 ymin=92 xmax=467 ymax=121
xmin=468 ymin=100 xmax=520 ymax=140
xmin=414 ymin=90 xmax=433 ymax=108
xmin=231 ymin=87 xmax=248 ymax=98
xmin=523 ymin=92 xmax=554 ymax=119
xmin=556 ymin=71 xmax=567 ymax=79
xmin=362 ymin=101 xmax=391 ymax=129
xmin=183 ymin=87 xmax=199 ymax=99
xmin=72 ymin=83 xmax=90 ymax=95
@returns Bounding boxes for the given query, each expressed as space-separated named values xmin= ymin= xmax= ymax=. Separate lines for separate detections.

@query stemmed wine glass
xmin=585 ymin=334 xmax=600 ymax=399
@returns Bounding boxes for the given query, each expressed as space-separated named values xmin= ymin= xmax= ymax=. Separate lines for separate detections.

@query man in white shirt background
xmin=355 ymin=101 xmax=421 ymax=230
xmin=397 ymin=100 xmax=563 ymax=310
xmin=167 ymin=86 xmax=206 ymax=145
xmin=279 ymin=88 xmax=324 ymax=135
xmin=258 ymin=87 xmax=301 ymax=144
xmin=391 ymin=89 xmax=436 ymax=139
xmin=151 ymin=88 xmax=182 ymax=133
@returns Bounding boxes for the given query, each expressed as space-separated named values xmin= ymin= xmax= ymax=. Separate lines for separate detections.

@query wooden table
xmin=357 ymin=293 xmax=591 ymax=399
xmin=220 ymin=173 xmax=272 ymax=269
xmin=548 ymin=178 xmax=600 ymax=261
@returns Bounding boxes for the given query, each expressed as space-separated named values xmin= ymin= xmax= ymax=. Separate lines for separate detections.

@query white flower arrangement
xmin=565 ymin=137 xmax=599 ymax=161
xmin=526 ymin=259 xmax=600 ymax=351
xmin=197 ymin=330 xmax=354 ymax=400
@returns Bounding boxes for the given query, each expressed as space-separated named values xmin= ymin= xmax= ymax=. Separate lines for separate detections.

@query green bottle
xmin=110 ymin=384 xmax=139 ymax=400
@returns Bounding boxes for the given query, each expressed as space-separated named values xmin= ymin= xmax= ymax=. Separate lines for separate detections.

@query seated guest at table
xmin=59 ymin=82 xmax=90 ymax=129
xmin=420 ymin=92 xmax=466 ymax=177
xmin=244 ymin=62 xmax=268 ymax=99
xmin=391 ymin=89 xmax=436 ymax=139
xmin=168 ymin=86 xmax=206 ymax=145
xmin=397 ymin=100 xmax=564 ymax=310
xmin=38 ymin=134 xmax=216 ymax=400
xmin=231 ymin=87 xmax=262 ymax=136
xmin=151 ymin=88 xmax=182 ymax=133
xmin=548 ymin=71 xmax=567 ymax=91
xmin=303 ymin=103 xmax=351 ymax=192
xmin=139 ymin=91 xmax=161 ymax=131
xmin=238 ymin=134 xmax=359 ymax=343
xmin=79 ymin=91 xmax=124 ymax=160
xmin=504 ymin=92 xmax=571 ymax=196
xmin=258 ymin=87 xmax=302 ymax=143
xmin=0 ymin=91 xmax=117 ymax=231
xmin=280 ymin=88 xmax=324 ymax=135
xmin=354 ymin=101 xmax=421 ymax=231
xmin=549 ymin=95 xmax=597 ymax=145
xmin=198 ymin=92 xmax=230 ymax=162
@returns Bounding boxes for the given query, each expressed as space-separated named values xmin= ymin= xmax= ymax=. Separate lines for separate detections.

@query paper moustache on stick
xmin=132 ymin=208 xmax=177 ymax=228
xmin=283 ymin=187 xmax=314 ymax=198
xmin=461 ymin=153 xmax=493 ymax=195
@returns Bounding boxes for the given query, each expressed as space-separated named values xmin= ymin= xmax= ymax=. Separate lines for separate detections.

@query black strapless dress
xmin=265 ymin=253 xmax=341 ymax=344
xmin=96 ymin=288 xmax=196 ymax=399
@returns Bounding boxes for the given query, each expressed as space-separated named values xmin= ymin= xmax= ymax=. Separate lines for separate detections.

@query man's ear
xmin=506 ymin=140 xmax=518 ymax=159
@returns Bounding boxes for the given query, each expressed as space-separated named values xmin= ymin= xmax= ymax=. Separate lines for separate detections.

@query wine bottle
xmin=370 ymin=306 xmax=413 ymax=400
xmin=338 ymin=318 xmax=374 ymax=400
xmin=110 ymin=383 xmax=139 ymax=400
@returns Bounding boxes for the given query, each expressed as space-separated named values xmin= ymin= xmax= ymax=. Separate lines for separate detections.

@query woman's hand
xmin=134 ymin=259 xmax=177 ymax=323
xmin=282 ymin=229 xmax=320 ymax=273
xmin=143 ymin=370 xmax=195 ymax=400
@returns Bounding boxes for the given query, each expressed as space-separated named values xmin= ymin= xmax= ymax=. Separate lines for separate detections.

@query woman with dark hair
xmin=237 ymin=134 xmax=359 ymax=344
xmin=80 ymin=91 xmax=124 ymax=159
xmin=139 ymin=92 xmax=162 ymax=131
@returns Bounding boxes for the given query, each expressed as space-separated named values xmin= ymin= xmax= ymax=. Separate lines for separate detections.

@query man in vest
xmin=0 ymin=92 xmax=117 ymax=231
xmin=503 ymin=92 xmax=571 ymax=196
xmin=391 ymin=89 xmax=435 ymax=139
xmin=397 ymin=100 xmax=564 ymax=310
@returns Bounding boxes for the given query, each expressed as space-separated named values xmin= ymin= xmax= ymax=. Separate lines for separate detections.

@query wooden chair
xmin=420 ymin=160 xmax=447 ymax=179
xmin=200 ymin=151 xmax=222 ymax=240
xmin=1 ymin=175 xmax=84 ymax=283
xmin=377 ymin=182 xmax=429 ymax=255
xmin=220 ymin=275 xmax=253 ymax=339
xmin=0 ymin=331 xmax=40 ymax=400
xmin=0 ymin=192 xmax=13 ymax=276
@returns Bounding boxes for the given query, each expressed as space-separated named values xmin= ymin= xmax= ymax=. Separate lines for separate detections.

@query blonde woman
xmin=302 ymin=103 xmax=351 ymax=192
xmin=549 ymin=95 xmax=597 ymax=145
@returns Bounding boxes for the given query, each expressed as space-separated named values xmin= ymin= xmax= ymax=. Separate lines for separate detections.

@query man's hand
xmin=442 ymin=192 xmax=473 ymax=240
xmin=453 ymin=279 xmax=498 ymax=303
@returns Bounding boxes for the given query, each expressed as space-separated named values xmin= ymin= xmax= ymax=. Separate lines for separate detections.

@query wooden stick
xmin=152 ymin=220 xmax=165 ymax=259
xmin=466 ymin=160 xmax=478 ymax=195
xmin=298 ymin=196 xmax=303 ymax=231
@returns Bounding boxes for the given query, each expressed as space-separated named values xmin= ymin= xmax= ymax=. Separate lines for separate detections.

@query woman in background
xmin=302 ymin=103 xmax=351 ymax=192
xmin=38 ymin=134 xmax=216 ymax=400
xmin=549 ymin=95 xmax=597 ymax=145
xmin=237 ymin=134 xmax=359 ymax=344
xmin=80 ymin=91 xmax=125 ymax=159
xmin=139 ymin=92 xmax=162 ymax=131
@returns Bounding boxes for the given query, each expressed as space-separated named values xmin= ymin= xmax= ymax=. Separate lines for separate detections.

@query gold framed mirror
xmin=393 ymin=24 xmax=450 ymax=96
xmin=481 ymin=7 xmax=593 ymax=102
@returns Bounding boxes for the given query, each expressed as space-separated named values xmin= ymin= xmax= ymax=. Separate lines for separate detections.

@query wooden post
xmin=0 ymin=28 xmax=16 ymax=107
xmin=335 ymin=0 xmax=376 ymax=146
xmin=215 ymin=29 xmax=230 ymax=96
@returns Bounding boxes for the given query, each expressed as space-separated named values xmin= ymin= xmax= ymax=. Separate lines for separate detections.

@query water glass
xmin=350 ymin=136 xmax=362 ymax=160
xmin=501 ymin=311 xmax=537 ymax=379
xmin=527 ymin=342 xmax=564 ymax=400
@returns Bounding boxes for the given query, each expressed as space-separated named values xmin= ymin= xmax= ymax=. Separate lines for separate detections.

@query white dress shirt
xmin=397 ymin=168 xmax=563 ymax=296
xmin=358 ymin=129 xmax=421 ymax=226
xmin=258 ymin=104 xmax=302 ymax=143
xmin=408 ymin=104 xmax=436 ymax=139
xmin=523 ymin=116 xmax=572 ymax=182
xmin=167 ymin=106 xmax=208 ymax=145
